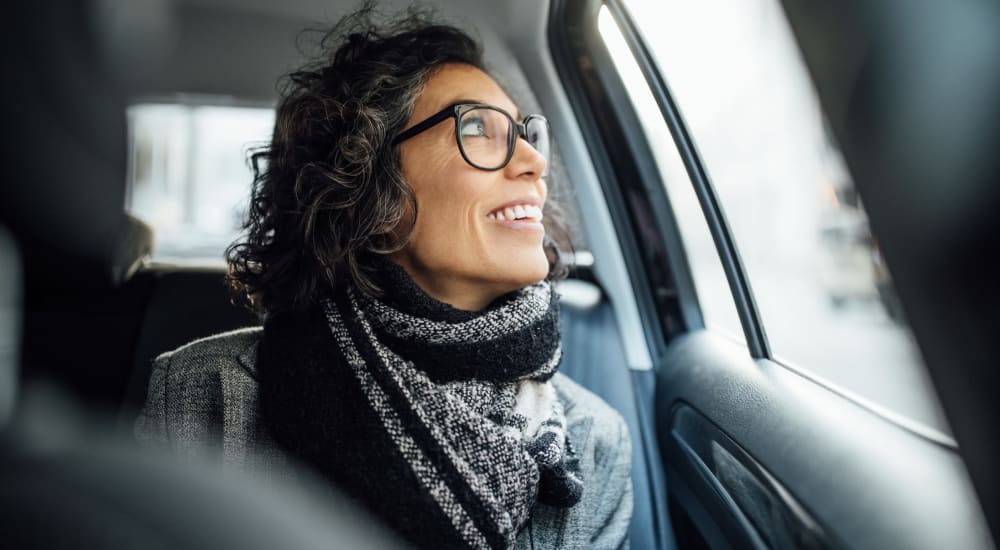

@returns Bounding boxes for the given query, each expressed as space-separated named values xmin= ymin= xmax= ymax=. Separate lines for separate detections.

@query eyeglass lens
xmin=458 ymin=108 xmax=549 ymax=171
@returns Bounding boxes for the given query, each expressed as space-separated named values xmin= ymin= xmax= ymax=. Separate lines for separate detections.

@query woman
xmin=136 ymin=8 xmax=632 ymax=550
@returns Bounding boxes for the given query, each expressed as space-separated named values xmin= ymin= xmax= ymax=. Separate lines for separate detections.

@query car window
xmin=127 ymin=102 xmax=274 ymax=262
xmin=598 ymin=8 xmax=746 ymax=346
xmin=610 ymin=0 xmax=950 ymax=436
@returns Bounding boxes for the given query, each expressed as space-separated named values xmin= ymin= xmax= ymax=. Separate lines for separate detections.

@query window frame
xmin=550 ymin=0 xmax=696 ymax=362
xmin=602 ymin=0 xmax=772 ymax=359
xmin=551 ymin=0 xmax=770 ymax=358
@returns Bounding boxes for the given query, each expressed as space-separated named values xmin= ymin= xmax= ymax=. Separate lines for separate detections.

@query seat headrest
xmin=109 ymin=214 xmax=154 ymax=287
xmin=0 ymin=1 xmax=151 ymax=289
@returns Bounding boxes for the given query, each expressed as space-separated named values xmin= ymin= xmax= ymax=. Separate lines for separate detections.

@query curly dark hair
xmin=226 ymin=4 xmax=572 ymax=315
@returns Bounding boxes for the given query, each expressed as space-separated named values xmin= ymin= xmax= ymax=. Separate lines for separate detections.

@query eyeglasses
xmin=391 ymin=102 xmax=550 ymax=176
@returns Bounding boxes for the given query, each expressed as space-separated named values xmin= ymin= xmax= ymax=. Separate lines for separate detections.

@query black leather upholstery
xmin=117 ymin=267 xmax=259 ymax=431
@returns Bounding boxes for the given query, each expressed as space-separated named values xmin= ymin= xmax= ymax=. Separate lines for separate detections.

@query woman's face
xmin=394 ymin=64 xmax=549 ymax=310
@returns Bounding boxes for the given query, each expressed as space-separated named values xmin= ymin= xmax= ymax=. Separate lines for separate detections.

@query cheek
xmin=405 ymin=156 xmax=484 ymax=252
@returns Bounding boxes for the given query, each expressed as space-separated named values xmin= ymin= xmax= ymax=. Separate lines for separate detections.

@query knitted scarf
xmin=257 ymin=261 xmax=583 ymax=550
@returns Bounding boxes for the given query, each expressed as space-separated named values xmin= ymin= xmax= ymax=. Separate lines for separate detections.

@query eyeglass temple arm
xmin=391 ymin=106 xmax=457 ymax=145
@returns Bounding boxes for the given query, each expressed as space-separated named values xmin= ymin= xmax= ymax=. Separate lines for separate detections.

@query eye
xmin=459 ymin=115 xmax=487 ymax=138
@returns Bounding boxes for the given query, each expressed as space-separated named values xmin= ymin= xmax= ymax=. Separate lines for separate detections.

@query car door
xmin=548 ymin=0 xmax=996 ymax=548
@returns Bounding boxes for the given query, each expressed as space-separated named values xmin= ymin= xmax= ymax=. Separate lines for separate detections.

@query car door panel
xmin=668 ymin=406 xmax=830 ymax=550
xmin=658 ymin=331 xmax=990 ymax=550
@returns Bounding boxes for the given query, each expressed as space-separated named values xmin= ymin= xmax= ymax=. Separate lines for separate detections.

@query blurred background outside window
xmin=127 ymin=102 xmax=274 ymax=262
xmin=605 ymin=0 xmax=951 ymax=438
xmin=598 ymin=7 xmax=747 ymax=349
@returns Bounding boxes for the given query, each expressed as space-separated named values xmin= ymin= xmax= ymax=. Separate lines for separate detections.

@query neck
xmin=393 ymin=260 xmax=507 ymax=312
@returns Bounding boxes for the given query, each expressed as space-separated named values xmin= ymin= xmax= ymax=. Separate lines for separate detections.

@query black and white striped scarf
xmin=258 ymin=263 xmax=583 ymax=549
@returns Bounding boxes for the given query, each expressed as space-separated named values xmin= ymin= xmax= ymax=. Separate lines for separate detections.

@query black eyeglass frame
xmin=391 ymin=102 xmax=550 ymax=175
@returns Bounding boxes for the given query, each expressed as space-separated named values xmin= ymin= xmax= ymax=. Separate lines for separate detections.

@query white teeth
xmin=488 ymin=204 xmax=544 ymax=222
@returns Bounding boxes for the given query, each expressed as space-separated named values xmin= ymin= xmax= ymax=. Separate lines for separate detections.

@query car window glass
xmin=598 ymin=7 xmax=747 ymax=346
xmin=618 ymin=0 xmax=950 ymax=435
xmin=127 ymin=103 xmax=274 ymax=262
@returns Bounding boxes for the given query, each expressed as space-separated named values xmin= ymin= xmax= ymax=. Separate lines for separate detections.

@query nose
xmin=504 ymin=136 xmax=548 ymax=179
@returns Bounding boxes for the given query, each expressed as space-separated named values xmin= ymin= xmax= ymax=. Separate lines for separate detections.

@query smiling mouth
xmin=486 ymin=204 xmax=544 ymax=222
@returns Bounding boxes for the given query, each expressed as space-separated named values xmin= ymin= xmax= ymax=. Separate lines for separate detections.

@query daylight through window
xmin=127 ymin=103 xmax=274 ymax=262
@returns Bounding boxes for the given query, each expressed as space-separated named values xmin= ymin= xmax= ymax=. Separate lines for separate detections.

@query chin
xmin=489 ymin=252 xmax=550 ymax=290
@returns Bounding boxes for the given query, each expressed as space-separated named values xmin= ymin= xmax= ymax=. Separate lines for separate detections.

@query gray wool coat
xmin=135 ymin=327 xmax=633 ymax=550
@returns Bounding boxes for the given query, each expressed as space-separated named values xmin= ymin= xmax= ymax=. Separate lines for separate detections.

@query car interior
xmin=3 ymin=0 xmax=999 ymax=549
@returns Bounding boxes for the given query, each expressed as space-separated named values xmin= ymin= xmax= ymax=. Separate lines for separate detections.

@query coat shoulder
xmin=156 ymin=326 xmax=262 ymax=376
